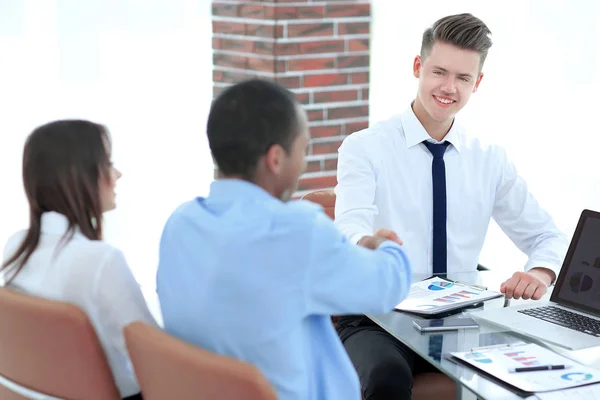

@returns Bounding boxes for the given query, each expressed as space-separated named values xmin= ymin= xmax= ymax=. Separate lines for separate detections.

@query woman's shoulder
xmin=2 ymin=230 xmax=28 ymax=260
xmin=68 ymin=239 xmax=127 ymax=268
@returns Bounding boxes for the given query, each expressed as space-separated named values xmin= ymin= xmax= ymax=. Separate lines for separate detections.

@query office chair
xmin=124 ymin=321 xmax=277 ymax=400
xmin=0 ymin=287 xmax=120 ymax=400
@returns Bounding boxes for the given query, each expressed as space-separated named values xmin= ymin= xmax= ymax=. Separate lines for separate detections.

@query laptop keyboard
xmin=518 ymin=305 xmax=600 ymax=337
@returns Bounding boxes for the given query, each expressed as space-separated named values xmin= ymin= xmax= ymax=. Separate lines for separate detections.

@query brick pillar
xmin=211 ymin=0 xmax=371 ymax=196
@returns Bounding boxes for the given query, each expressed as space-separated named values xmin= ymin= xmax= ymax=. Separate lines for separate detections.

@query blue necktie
xmin=423 ymin=141 xmax=450 ymax=275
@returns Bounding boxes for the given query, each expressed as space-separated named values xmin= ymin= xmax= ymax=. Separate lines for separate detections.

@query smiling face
xmin=413 ymin=41 xmax=484 ymax=130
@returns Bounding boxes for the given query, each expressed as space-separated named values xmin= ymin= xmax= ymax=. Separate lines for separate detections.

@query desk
xmin=368 ymin=270 xmax=581 ymax=400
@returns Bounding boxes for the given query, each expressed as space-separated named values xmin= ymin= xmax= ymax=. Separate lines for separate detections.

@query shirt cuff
xmin=524 ymin=261 xmax=561 ymax=284
xmin=349 ymin=232 xmax=371 ymax=246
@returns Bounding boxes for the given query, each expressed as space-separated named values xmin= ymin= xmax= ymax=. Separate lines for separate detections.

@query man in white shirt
xmin=334 ymin=13 xmax=569 ymax=400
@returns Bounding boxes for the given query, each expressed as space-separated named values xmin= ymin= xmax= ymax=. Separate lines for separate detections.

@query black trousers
xmin=337 ymin=315 xmax=438 ymax=400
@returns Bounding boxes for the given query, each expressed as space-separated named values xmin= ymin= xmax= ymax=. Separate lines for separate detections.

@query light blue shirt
xmin=157 ymin=179 xmax=412 ymax=400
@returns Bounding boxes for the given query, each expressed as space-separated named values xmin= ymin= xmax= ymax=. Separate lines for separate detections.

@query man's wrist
xmin=528 ymin=267 xmax=556 ymax=287
xmin=352 ymin=232 xmax=371 ymax=246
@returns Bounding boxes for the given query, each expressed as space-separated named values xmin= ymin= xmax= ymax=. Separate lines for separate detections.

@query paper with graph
xmin=451 ymin=343 xmax=600 ymax=393
xmin=395 ymin=277 xmax=502 ymax=315
xmin=534 ymin=383 xmax=600 ymax=399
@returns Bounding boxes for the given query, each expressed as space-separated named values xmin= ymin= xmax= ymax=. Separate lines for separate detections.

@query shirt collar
xmin=206 ymin=179 xmax=278 ymax=205
xmin=40 ymin=211 xmax=84 ymax=238
xmin=400 ymin=104 xmax=462 ymax=152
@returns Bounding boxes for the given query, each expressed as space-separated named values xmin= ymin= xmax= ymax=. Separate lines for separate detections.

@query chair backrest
xmin=0 ymin=287 xmax=120 ymax=400
xmin=124 ymin=322 xmax=278 ymax=400
xmin=301 ymin=189 xmax=336 ymax=220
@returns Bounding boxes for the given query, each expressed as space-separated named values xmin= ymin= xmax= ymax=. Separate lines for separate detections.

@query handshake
xmin=358 ymin=228 xmax=403 ymax=250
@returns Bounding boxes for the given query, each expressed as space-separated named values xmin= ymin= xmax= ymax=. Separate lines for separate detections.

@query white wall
xmin=370 ymin=0 xmax=600 ymax=271
xmin=0 ymin=0 xmax=215 ymax=291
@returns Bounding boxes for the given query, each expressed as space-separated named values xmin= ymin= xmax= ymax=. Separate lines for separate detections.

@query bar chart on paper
xmin=395 ymin=277 xmax=503 ymax=315
xmin=504 ymin=350 xmax=541 ymax=367
xmin=451 ymin=343 xmax=600 ymax=393
xmin=428 ymin=281 xmax=454 ymax=290
xmin=433 ymin=290 xmax=480 ymax=304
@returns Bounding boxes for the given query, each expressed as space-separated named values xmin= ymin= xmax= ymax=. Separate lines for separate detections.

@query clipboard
xmin=449 ymin=342 xmax=600 ymax=393
xmin=394 ymin=277 xmax=503 ymax=316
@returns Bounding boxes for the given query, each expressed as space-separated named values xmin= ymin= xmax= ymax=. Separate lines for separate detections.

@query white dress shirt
xmin=1 ymin=212 xmax=156 ymax=398
xmin=334 ymin=106 xmax=569 ymax=277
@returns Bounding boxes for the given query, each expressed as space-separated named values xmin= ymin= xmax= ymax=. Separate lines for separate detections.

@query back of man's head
xmin=207 ymin=79 xmax=300 ymax=181
xmin=421 ymin=13 xmax=493 ymax=69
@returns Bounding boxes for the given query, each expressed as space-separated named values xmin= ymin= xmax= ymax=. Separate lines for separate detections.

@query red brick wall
xmin=211 ymin=0 xmax=370 ymax=197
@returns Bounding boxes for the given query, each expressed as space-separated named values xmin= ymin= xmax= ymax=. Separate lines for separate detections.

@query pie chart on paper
xmin=428 ymin=281 xmax=454 ymax=291
xmin=561 ymin=372 xmax=593 ymax=382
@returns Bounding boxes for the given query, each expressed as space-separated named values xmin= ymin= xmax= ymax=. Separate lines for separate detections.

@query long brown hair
xmin=1 ymin=120 xmax=112 ymax=284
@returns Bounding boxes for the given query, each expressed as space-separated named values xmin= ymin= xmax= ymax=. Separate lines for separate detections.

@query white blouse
xmin=2 ymin=211 xmax=157 ymax=398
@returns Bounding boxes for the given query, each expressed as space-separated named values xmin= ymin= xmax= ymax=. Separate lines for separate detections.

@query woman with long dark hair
xmin=1 ymin=120 xmax=155 ymax=400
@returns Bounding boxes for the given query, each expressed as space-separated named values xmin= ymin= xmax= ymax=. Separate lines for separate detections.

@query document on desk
xmin=450 ymin=343 xmax=600 ymax=393
xmin=395 ymin=277 xmax=503 ymax=315
xmin=534 ymin=384 xmax=600 ymax=399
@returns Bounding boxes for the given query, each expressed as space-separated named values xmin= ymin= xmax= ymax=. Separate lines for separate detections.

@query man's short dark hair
xmin=421 ymin=13 xmax=493 ymax=69
xmin=207 ymin=79 xmax=300 ymax=180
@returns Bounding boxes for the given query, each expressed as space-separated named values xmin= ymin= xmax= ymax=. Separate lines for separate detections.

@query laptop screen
xmin=552 ymin=210 xmax=600 ymax=316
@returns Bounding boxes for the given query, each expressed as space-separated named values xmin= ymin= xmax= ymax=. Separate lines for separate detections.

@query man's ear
xmin=264 ymin=144 xmax=285 ymax=175
xmin=413 ymin=55 xmax=422 ymax=78
xmin=473 ymin=72 xmax=484 ymax=93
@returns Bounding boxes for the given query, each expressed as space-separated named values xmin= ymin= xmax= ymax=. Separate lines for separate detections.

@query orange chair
xmin=0 ymin=287 xmax=120 ymax=400
xmin=300 ymin=189 xmax=456 ymax=400
xmin=301 ymin=189 xmax=335 ymax=219
xmin=124 ymin=321 xmax=278 ymax=400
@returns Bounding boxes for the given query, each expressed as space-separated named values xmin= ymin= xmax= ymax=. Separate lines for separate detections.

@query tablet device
xmin=413 ymin=317 xmax=479 ymax=332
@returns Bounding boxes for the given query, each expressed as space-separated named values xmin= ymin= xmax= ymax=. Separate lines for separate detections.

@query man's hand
xmin=357 ymin=228 xmax=403 ymax=250
xmin=500 ymin=268 xmax=555 ymax=300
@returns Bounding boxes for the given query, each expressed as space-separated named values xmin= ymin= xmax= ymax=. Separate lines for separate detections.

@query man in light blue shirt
xmin=157 ymin=79 xmax=412 ymax=400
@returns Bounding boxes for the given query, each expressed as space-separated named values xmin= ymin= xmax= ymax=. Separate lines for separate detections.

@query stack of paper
xmin=451 ymin=343 xmax=600 ymax=393
xmin=395 ymin=277 xmax=503 ymax=315
xmin=534 ymin=384 xmax=600 ymax=399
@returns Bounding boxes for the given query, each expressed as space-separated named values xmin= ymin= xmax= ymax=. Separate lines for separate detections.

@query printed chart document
xmin=395 ymin=277 xmax=503 ymax=315
xmin=534 ymin=384 xmax=600 ymax=399
xmin=450 ymin=343 xmax=600 ymax=393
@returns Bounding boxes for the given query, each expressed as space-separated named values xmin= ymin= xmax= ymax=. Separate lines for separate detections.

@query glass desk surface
xmin=368 ymin=271 xmax=600 ymax=400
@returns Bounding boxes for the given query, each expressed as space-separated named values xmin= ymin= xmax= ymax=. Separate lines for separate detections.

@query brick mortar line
xmin=214 ymin=67 xmax=275 ymax=78
xmin=212 ymin=49 xmax=369 ymax=60
xmin=308 ymin=117 xmax=369 ymax=126
xmin=213 ymin=82 xmax=370 ymax=93
xmin=284 ymin=17 xmax=370 ymax=25
xmin=306 ymin=153 xmax=338 ymax=161
xmin=278 ymin=68 xmax=370 ymax=77
xmin=213 ymin=33 xmax=369 ymax=43
xmin=311 ymin=135 xmax=350 ymax=143
xmin=212 ymin=16 xmax=371 ymax=25
xmin=298 ymin=170 xmax=338 ymax=179
xmin=214 ymin=1 xmax=370 ymax=6
xmin=303 ymin=100 xmax=369 ymax=110
xmin=214 ymin=65 xmax=369 ymax=76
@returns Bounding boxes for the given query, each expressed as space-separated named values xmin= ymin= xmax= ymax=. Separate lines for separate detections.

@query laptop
xmin=470 ymin=209 xmax=600 ymax=350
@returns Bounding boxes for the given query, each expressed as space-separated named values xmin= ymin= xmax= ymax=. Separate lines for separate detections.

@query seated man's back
xmin=157 ymin=79 xmax=412 ymax=400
